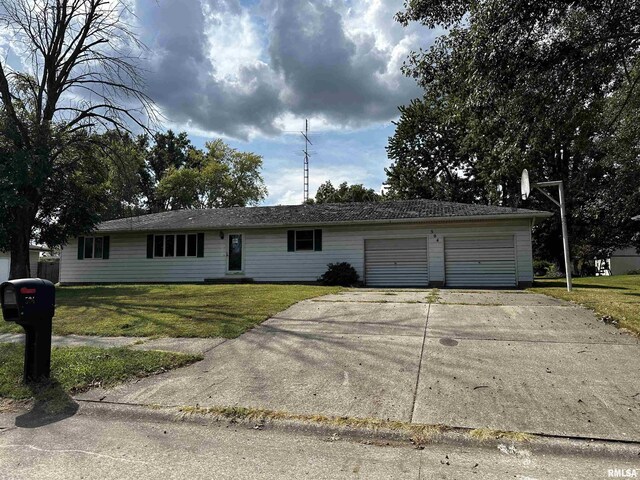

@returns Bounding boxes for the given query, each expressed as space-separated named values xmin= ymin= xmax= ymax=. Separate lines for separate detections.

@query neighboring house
xmin=609 ymin=247 xmax=640 ymax=275
xmin=60 ymin=199 xmax=551 ymax=288
xmin=597 ymin=216 xmax=640 ymax=275
xmin=0 ymin=246 xmax=48 ymax=283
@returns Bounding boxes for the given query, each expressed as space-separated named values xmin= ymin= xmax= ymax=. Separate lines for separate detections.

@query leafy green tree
xmin=312 ymin=181 xmax=381 ymax=204
xmin=140 ymin=130 xmax=195 ymax=212
xmin=385 ymin=99 xmax=479 ymax=203
xmin=98 ymin=131 xmax=147 ymax=221
xmin=0 ymin=0 xmax=153 ymax=278
xmin=388 ymin=0 xmax=640 ymax=268
xmin=156 ymin=139 xmax=267 ymax=209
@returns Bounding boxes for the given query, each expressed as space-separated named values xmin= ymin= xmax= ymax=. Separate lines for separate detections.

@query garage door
xmin=365 ymin=238 xmax=428 ymax=287
xmin=445 ymin=236 xmax=516 ymax=287
xmin=0 ymin=258 xmax=9 ymax=283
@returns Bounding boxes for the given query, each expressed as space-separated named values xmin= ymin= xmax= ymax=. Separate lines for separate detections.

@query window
xmin=154 ymin=235 xmax=164 ymax=258
xmin=94 ymin=237 xmax=103 ymax=259
xmin=176 ymin=234 xmax=186 ymax=257
xmin=165 ymin=235 xmax=175 ymax=257
xmin=84 ymin=237 xmax=94 ymax=259
xmin=295 ymin=230 xmax=314 ymax=251
xmin=287 ymin=229 xmax=322 ymax=252
xmin=187 ymin=234 xmax=197 ymax=257
xmin=148 ymin=234 xmax=203 ymax=258
xmin=77 ymin=236 xmax=110 ymax=260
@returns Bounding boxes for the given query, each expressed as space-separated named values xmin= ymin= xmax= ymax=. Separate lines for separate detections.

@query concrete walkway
xmin=0 ymin=333 xmax=223 ymax=356
xmin=70 ymin=289 xmax=639 ymax=442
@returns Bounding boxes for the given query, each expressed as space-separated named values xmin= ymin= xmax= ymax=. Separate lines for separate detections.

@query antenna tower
xmin=302 ymin=119 xmax=312 ymax=203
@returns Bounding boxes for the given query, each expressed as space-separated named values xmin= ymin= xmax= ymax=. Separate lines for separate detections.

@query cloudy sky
xmin=134 ymin=0 xmax=440 ymax=204
xmin=3 ymin=0 xmax=438 ymax=205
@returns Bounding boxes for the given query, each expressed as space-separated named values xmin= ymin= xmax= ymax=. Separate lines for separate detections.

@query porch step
xmin=204 ymin=277 xmax=254 ymax=284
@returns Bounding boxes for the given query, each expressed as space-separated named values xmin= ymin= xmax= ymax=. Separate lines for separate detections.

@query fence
xmin=37 ymin=261 xmax=60 ymax=284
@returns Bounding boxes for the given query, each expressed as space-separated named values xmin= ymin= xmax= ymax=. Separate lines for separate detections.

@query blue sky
xmin=192 ymin=122 xmax=397 ymax=205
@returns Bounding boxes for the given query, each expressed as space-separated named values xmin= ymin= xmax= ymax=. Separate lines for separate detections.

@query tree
xmin=385 ymin=99 xmax=479 ymax=203
xmin=0 ymin=0 xmax=154 ymax=278
xmin=140 ymin=130 xmax=194 ymax=212
xmin=98 ymin=131 xmax=147 ymax=220
xmin=388 ymin=0 xmax=640 ymax=269
xmin=312 ymin=181 xmax=381 ymax=204
xmin=156 ymin=139 xmax=267 ymax=209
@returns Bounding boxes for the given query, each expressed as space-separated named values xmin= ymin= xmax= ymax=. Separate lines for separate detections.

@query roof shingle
xmin=96 ymin=199 xmax=550 ymax=233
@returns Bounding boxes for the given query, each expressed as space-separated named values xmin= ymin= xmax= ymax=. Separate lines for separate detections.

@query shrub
xmin=627 ymin=269 xmax=640 ymax=275
xmin=545 ymin=263 xmax=564 ymax=278
xmin=578 ymin=261 xmax=596 ymax=277
xmin=318 ymin=262 xmax=359 ymax=286
xmin=533 ymin=260 xmax=552 ymax=277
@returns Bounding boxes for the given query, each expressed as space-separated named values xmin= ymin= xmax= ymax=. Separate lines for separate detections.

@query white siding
xmin=610 ymin=248 xmax=640 ymax=275
xmin=60 ymin=232 xmax=225 ymax=283
xmin=30 ymin=251 xmax=40 ymax=276
xmin=60 ymin=219 xmax=535 ymax=286
xmin=0 ymin=253 xmax=8 ymax=283
xmin=0 ymin=251 xmax=41 ymax=282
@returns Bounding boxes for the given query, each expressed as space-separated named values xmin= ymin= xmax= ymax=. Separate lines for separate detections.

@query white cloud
xmin=202 ymin=1 xmax=267 ymax=81
xmin=132 ymin=0 xmax=437 ymax=139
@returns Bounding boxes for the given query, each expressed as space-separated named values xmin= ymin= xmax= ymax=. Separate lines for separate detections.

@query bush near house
xmin=318 ymin=262 xmax=360 ymax=287
xmin=533 ymin=259 xmax=553 ymax=277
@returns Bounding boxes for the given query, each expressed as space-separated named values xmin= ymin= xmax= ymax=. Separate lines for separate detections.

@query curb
xmin=76 ymin=400 xmax=640 ymax=460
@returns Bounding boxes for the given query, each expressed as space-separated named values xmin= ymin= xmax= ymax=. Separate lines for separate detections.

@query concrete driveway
xmin=78 ymin=289 xmax=640 ymax=442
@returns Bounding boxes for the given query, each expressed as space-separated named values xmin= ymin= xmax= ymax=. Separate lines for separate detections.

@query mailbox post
xmin=1 ymin=279 xmax=55 ymax=382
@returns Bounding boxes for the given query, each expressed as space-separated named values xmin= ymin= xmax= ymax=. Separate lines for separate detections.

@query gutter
xmin=95 ymin=211 xmax=554 ymax=234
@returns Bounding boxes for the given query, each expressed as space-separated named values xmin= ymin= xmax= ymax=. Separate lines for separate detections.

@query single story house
xmin=60 ymin=199 xmax=551 ymax=288
xmin=596 ymin=216 xmax=640 ymax=275
xmin=607 ymin=247 xmax=640 ymax=275
xmin=0 ymin=246 xmax=48 ymax=283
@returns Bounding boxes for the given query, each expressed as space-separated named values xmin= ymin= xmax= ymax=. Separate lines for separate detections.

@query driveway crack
xmin=409 ymin=303 xmax=431 ymax=423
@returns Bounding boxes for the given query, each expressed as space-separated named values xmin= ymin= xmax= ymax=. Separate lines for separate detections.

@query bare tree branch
xmin=0 ymin=0 xmax=157 ymax=278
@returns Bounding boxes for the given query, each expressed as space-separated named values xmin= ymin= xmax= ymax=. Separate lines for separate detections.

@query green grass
xmin=530 ymin=275 xmax=640 ymax=335
xmin=0 ymin=343 xmax=201 ymax=400
xmin=0 ymin=284 xmax=340 ymax=338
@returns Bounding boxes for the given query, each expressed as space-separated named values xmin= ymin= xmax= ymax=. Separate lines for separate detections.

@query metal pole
xmin=557 ymin=181 xmax=572 ymax=292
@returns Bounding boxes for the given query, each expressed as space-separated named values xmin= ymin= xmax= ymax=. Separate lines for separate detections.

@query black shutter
xmin=103 ymin=236 xmax=110 ymax=259
xmin=287 ymin=230 xmax=295 ymax=252
xmin=147 ymin=235 xmax=154 ymax=258
xmin=314 ymin=229 xmax=322 ymax=251
xmin=197 ymin=233 xmax=205 ymax=257
xmin=77 ymin=237 xmax=85 ymax=260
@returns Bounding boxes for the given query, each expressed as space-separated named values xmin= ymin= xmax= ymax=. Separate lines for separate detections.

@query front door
xmin=228 ymin=234 xmax=242 ymax=272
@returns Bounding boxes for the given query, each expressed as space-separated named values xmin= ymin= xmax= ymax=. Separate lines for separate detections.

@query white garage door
xmin=0 ymin=258 xmax=9 ymax=283
xmin=365 ymin=238 xmax=429 ymax=287
xmin=445 ymin=236 xmax=516 ymax=287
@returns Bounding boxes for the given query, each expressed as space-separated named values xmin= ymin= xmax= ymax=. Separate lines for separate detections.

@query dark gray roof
xmin=96 ymin=199 xmax=551 ymax=233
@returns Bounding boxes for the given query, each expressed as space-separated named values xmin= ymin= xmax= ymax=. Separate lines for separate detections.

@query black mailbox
xmin=1 ymin=279 xmax=55 ymax=382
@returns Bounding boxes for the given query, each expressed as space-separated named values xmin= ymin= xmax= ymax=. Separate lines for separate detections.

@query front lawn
xmin=0 ymin=343 xmax=201 ymax=400
xmin=530 ymin=275 xmax=640 ymax=336
xmin=0 ymin=284 xmax=340 ymax=338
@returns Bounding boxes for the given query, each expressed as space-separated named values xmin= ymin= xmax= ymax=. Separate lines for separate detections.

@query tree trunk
xmin=9 ymin=208 xmax=35 ymax=280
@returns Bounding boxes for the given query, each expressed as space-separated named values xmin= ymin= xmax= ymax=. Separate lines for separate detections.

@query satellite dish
xmin=521 ymin=169 xmax=530 ymax=200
